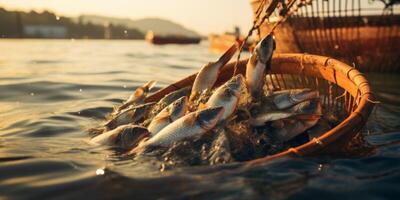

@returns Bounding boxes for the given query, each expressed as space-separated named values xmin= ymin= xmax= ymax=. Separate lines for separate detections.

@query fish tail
xmin=144 ymin=80 xmax=156 ymax=91
xmin=216 ymin=42 xmax=239 ymax=66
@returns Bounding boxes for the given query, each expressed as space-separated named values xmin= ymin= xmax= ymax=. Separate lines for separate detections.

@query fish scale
xmin=134 ymin=107 xmax=224 ymax=150
xmin=205 ymin=74 xmax=245 ymax=121
xmin=148 ymin=96 xmax=188 ymax=136
xmin=245 ymin=33 xmax=275 ymax=98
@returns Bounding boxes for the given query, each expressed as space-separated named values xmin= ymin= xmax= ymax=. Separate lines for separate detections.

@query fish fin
xmin=124 ymin=130 xmax=151 ymax=150
xmin=112 ymin=105 xmax=119 ymax=113
xmin=127 ymin=81 xmax=155 ymax=104
xmin=103 ymin=119 xmax=115 ymax=129
xmin=108 ymin=131 xmax=121 ymax=143
xmin=154 ymin=111 xmax=171 ymax=122
xmin=133 ymin=87 xmax=145 ymax=99
xmin=129 ymin=137 xmax=150 ymax=155
xmin=130 ymin=145 xmax=145 ymax=155
xmin=144 ymin=80 xmax=156 ymax=91
xmin=87 ymin=127 xmax=106 ymax=137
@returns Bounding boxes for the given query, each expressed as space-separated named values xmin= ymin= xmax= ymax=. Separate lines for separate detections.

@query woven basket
xmin=145 ymin=53 xmax=374 ymax=165
xmin=250 ymin=0 xmax=400 ymax=72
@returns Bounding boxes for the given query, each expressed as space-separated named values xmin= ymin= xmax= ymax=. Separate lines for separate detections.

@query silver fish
xmin=90 ymin=124 xmax=150 ymax=149
xmin=250 ymin=111 xmax=296 ymax=126
xmin=245 ymin=33 xmax=275 ymax=98
xmin=150 ymin=86 xmax=191 ymax=117
xmin=271 ymin=98 xmax=322 ymax=141
xmin=250 ymin=94 xmax=321 ymax=126
xmin=205 ymin=74 xmax=245 ymax=121
xmin=148 ymin=96 xmax=188 ymax=136
xmin=190 ymin=43 xmax=239 ymax=101
xmin=271 ymin=88 xmax=319 ymax=110
xmin=133 ymin=106 xmax=224 ymax=151
xmin=117 ymin=80 xmax=156 ymax=112
xmin=159 ymin=86 xmax=191 ymax=107
xmin=104 ymin=102 xmax=155 ymax=130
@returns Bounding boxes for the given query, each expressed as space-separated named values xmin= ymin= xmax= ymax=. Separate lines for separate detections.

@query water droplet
xmin=96 ymin=168 xmax=105 ymax=175
xmin=124 ymin=30 xmax=128 ymax=34
xmin=79 ymin=88 xmax=83 ymax=92
xmin=318 ymin=164 xmax=323 ymax=171
xmin=313 ymin=137 xmax=323 ymax=145
xmin=56 ymin=16 xmax=60 ymax=20
xmin=334 ymin=44 xmax=339 ymax=49
xmin=30 ymin=92 xmax=35 ymax=96
xmin=123 ymin=85 xmax=127 ymax=88
xmin=77 ymin=111 xmax=81 ymax=115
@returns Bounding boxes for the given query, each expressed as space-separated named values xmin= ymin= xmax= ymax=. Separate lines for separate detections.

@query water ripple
xmin=0 ymin=40 xmax=399 ymax=199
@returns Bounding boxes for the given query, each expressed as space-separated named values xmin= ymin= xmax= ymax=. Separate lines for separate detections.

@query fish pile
xmin=89 ymin=33 xmax=340 ymax=166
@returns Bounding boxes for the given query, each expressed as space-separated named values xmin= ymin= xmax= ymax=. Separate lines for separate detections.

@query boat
xmin=249 ymin=0 xmax=400 ymax=72
xmin=208 ymin=27 xmax=252 ymax=53
xmin=145 ymin=31 xmax=201 ymax=45
xmin=144 ymin=53 xmax=374 ymax=165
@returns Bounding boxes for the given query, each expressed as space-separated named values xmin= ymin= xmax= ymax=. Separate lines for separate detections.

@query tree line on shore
xmin=0 ymin=7 xmax=144 ymax=39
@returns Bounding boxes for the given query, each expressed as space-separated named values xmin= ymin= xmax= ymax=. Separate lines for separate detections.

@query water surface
xmin=0 ymin=39 xmax=399 ymax=199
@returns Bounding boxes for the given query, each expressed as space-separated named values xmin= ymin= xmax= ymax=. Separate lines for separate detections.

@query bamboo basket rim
xmin=145 ymin=53 xmax=374 ymax=166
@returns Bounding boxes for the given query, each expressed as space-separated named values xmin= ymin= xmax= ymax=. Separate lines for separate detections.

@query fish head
xmin=273 ymin=89 xmax=319 ymax=109
xmin=196 ymin=106 xmax=225 ymax=130
xmin=225 ymin=74 xmax=246 ymax=97
xmin=254 ymin=33 xmax=275 ymax=64
xmin=117 ymin=125 xmax=150 ymax=149
xmin=293 ymin=98 xmax=322 ymax=115
xmin=272 ymin=99 xmax=322 ymax=141
xmin=169 ymin=96 xmax=188 ymax=118
xmin=290 ymin=89 xmax=320 ymax=104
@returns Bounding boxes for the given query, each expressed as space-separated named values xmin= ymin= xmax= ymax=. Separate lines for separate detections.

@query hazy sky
xmin=0 ymin=0 xmax=254 ymax=35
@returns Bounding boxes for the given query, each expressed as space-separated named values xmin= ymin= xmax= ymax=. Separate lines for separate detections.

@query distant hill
xmin=77 ymin=15 xmax=200 ymax=37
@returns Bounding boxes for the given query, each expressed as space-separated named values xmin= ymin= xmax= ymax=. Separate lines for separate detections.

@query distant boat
xmin=208 ymin=27 xmax=252 ymax=53
xmin=145 ymin=31 xmax=201 ymax=45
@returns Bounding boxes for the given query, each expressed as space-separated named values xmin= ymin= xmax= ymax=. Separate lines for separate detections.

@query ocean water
xmin=0 ymin=39 xmax=399 ymax=200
